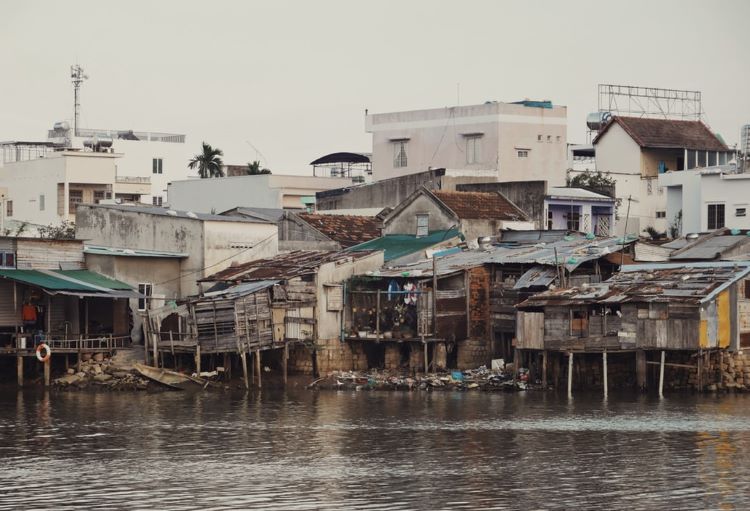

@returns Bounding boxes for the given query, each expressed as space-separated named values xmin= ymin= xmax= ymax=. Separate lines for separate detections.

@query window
xmin=39 ymin=194 xmax=45 ymax=211
xmin=0 ymin=251 xmax=15 ymax=268
xmin=547 ymin=135 xmax=552 ymax=143
xmin=152 ymin=196 xmax=163 ymax=206
xmin=737 ymin=208 xmax=747 ymax=217
xmin=656 ymin=211 xmax=666 ymax=219
xmin=566 ymin=212 xmax=580 ymax=231
xmin=745 ymin=280 xmax=750 ymax=300
xmin=537 ymin=134 xmax=543 ymax=142
xmin=547 ymin=210 xmax=553 ymax=230
xmin=392 ymin=141 xmax=408 ymax=168
xmin=325 ymin=284 xmax=343 ymax=311
xmin=94 ymin=191 xmax=105 ymax=204
xmin=571 ymin=310 xmax=588 ymax=337
xmin=647 ymin=179 xmax=653 ymax=195
xmin=465 ymin=136 xmax=481 ymax=164
xmin=556 ymin=136 xmax=561 ymax=143
xmin=517 ymin=150 xmax=529 ymax=158
xmin=416 ymin=214 xmax=429 ymax=237
xmin=6 ymin=200 xmax=12 ymax=217
xmin=69 ymin=189 xmax=83 ymax=213
xmin=152 ymin=158 xmax=163 ymax=174
xmin=707 ymin=204 xmax=725 ymax=230
xmin=137 ymin=283 xmax=153 ymax=311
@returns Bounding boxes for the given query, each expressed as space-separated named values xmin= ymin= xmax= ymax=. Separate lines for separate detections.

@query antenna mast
xmin=70 ymin=64 xmax=88 ymax=137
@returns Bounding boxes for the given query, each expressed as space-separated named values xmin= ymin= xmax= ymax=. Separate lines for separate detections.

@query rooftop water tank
xmin=586 ymin=112 xmax=612 ymax=131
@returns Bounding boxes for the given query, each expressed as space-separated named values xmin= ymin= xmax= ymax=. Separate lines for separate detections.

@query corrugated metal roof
xmin=348 ymin=229 xmax=462 ymax=261
xmin=84 ymin=203 xmax=271 ymax=224
xmin=513 ymin=266 xmax=558 ymax=289
xmin=202 ymin=280 xmax=278 ymax=298
xmin=546 ymin=187 xmax=614 ymax=201
xmin=519 ymin=262 xmax=750 ymax=308
xmin=0 ymin=269 xmax=137 ymax=297
xmin=669 ymin=234 xmax=750 ymax=261
xmin=371 ymin=235 xmax=631 ymax=277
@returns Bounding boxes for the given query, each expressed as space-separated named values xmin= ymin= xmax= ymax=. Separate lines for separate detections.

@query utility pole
xmin=70 ymin=65 xmax=88 ymax=137
xmin=620 ymin=195 xmax=633 ymax=267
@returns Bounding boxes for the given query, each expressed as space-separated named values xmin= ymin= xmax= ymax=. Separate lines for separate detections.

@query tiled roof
xmin=297 ymin=213 xmax=381 ymax=248
xmin=593 ymin=116 xmax=729 ymax=151
xmin=432 ymin=191 xmax=529 ymax=221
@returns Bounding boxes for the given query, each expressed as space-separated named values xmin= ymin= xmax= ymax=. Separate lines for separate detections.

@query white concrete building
xmin=366 ymin=100 xmax=568 ymax=185
xmin=47 ymin=124 xmax=192 ymax=206
xmin=0 ymin=150 xmax=149 ymax=227
xmin=660 ymin=165 xmax=750 ymax=235
xmin=167 ymin=174 xmax=354 ymax=213
xmin=584 ymin=116 xmax=733 ymax=236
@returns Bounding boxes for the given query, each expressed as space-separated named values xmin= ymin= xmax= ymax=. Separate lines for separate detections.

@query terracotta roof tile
xmin=593 ymin=116 xmax=728 ymax=151
xmin=432 ymin=191 xmax=529 ymax=221
xmin=297 ymin=213 xmax=381 ymax=248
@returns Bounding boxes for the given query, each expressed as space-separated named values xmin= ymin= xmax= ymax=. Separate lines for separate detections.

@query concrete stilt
xmin=240 ymin=351 xmax=249 ymax=390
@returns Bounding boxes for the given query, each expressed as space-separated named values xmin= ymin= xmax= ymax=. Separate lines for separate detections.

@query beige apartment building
xmin=365 ymin=100 xmax=568 ymax=185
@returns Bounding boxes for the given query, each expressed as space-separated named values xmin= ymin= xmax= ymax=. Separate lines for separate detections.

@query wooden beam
xmin=645 ymin=361 xmax=696 ymax=370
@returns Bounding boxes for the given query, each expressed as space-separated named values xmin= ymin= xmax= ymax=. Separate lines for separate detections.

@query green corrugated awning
xmin=348 ymin=228 xmax=463 ymax=261
xmin=0 ymin=269 xmax=138 ymax=298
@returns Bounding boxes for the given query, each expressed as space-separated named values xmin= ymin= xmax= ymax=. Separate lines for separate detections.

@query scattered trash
xmin=309 ymin=365 xmax=535 ymax=392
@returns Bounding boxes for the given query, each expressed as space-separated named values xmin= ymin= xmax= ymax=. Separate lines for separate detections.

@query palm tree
xmin=188 ymin=142 xmax=225 ymax=178
xmin=246 ymin=160 xmax=271 ymax=175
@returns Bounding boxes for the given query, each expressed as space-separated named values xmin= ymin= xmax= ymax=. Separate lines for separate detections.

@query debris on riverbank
xmin=53 ymin=353 xmax=152 ymax=391
xmin=308 ymin=364 xmax=536 ymax=392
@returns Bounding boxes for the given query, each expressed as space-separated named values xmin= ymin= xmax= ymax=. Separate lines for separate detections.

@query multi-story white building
xmin=0 ymin=149 xmax=150 ymax=228
xmin=47 ymin=123 xmax=192 ymax=206
xmin=580 ymin=116 xmax=733 ymax=236
xmin=365 ymin=100 xmax=568 ymax=185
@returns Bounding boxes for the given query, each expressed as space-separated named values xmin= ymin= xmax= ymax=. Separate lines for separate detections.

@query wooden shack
xmin=516 ymin=262 xmax=750 ymax=392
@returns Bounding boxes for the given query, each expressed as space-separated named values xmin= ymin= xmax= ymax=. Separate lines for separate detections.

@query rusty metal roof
xmin=518 ymin=262 xmax=750 ymax=308
xmin=200 ymin=250 xmax=378 ymax=282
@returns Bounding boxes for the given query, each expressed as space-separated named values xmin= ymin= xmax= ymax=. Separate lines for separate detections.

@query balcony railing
xmin=115 ymin=176 xmax=151 ymax=184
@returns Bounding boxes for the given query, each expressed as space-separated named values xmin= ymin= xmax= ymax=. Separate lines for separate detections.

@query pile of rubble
xmin=309 ymin=363 xmax=534 ymax=392
xmin=54 ymin=352 xmax=151 ymax=391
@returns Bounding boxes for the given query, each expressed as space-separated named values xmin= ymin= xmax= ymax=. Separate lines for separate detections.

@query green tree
xmin=38 ymin=220 xmax=76 ymax=240
xmin=246 ymin=160 xmax=271 ymax=175
xmin=188 ymin=142 xmax=225 ymax=178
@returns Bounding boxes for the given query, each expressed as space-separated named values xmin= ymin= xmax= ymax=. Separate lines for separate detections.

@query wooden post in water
xmin=636 ymin=350 xmax=647 ymax=391
xmin=77 ymin=335 xmax=82 ymax=372
xmin=255 ymin=348 xmax=262 ymax=388
xmin=603 ymin=351 xmax=608 ymax=398
xmin=658 ymin=350 xmax=665 ymax=398
xmin=567 ymin=352 xmax=574 ymax=397
xmin=423 ymin=342 xmax=428 ymax=374
xmin=43 ymin=357 xmax=51 ymax=387
xmin=542 ymin=350 xmax=548 ymax=388
xmin=17 ymin=355 xmax=23 ymax=387
xmin=283 ymin=344 xmax=289 ymax=386
xmin=240 ymin=350 xmax=249 ymax=390
xmin=697 ymin=350 xmax=703 ymax=392
xmin=195 ymin=345 xmax=201 ymax=374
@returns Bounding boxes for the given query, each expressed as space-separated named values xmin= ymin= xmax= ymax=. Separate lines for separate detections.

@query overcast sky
xmin=1 ymin=0 xmax=748 ymax=174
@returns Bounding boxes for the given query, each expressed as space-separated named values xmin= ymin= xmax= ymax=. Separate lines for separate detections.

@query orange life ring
xmin=36 ymin=343 xmax=51 ymax=363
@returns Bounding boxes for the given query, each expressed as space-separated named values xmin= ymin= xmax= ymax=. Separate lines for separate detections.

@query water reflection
xmin=0 ymin=389 xmax=749 ymax=510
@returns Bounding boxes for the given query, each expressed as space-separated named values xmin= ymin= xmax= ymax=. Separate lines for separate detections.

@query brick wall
xmin=457 ymin=266 xmax=492 ymax=369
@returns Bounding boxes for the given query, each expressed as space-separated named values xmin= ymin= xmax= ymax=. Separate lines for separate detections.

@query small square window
xmin=152 ymin=196 xmax=163 ymax=207
xmin=39 ymin=194 xmax=45 ymax=211
xmin=736 ymin=208 xmax=747 ymax=217
xmin=556 ymin=136 xmax=561 ymax=142
xmin=537 ymin=134 xmax=542 ymax=142
xmin=517 ymin=150 xmax=529 ymax=158
xmin=138 ymin=283 xmax=153 ymax=311
xmin=656 ymin=211 xmax=666 ymax=218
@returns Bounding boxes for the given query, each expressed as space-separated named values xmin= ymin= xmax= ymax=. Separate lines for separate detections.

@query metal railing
xmin=115 ymin=176 xmax=151 ymax=184
xmin=21 ymin=335 xmax=131 ymax=351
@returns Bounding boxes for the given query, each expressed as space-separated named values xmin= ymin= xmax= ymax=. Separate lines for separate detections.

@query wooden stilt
xmin=423 ymin=342 xmax=428 ymax=374
xmin=17 ymin=356 xmax=23 ymax=387
xmin=255 ymin=348 xmax=261 ymax=388
xmin=283 ymin=344 xmax=289 ymax=386
xmin=77 ymin=335 xmax=82 ymax=372
xmin=240 ymin=351 xmax=249 ymax=390
xmin=567 ymin=352 xmax=573 ymax=397
xmin=697 ymin=350 xmax=703 ymax=392
xmin=658 ymin=350 xmax=665 ymax=398
xmin=44 ymin=357 xmax=51 ymax=387
xmin=195 ymin=345 xmax=201 ymax=374
xmin=636 ymin=350 xmax=647 ymax=391
xmin=603 ymin=351 xmax=608 ymax=398
xmin=223 ymin=353 xmax=231 ymax=381
xmin=542 ymin=350 xmax=548 ymax=388
xmin=64 ymin=354 xmax=69 ymax=371
xmin=553 ymin=352 xmax=561 ymax=388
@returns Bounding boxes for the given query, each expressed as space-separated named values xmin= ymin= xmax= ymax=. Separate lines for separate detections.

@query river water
xmin=1 ymin=388 xmax=749 ymax=510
